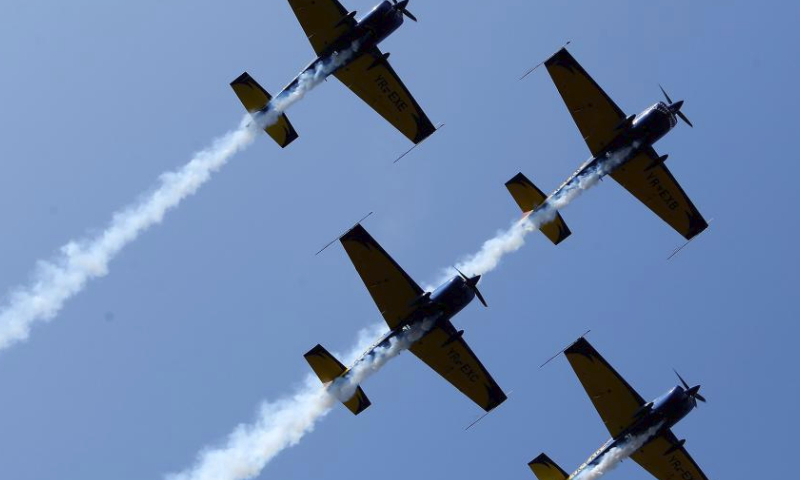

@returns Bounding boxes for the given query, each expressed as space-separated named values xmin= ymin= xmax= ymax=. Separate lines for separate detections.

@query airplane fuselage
xmin=349 ymin=275 xmax=477 ymax=369
xmin=550 ymin=102 xmax=678 ymax=201
xmin=568 ymin=385 xmax=696 ymax=480
xmin=275 ymin=1 xmax=405 ymax=103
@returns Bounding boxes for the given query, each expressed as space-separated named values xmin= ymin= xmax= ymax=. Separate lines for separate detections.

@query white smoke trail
xmin=445 ymin=143 xmax=640 ymax=281
xmin=0 ymin=43 xmax=360 ymax=353
xmin=573 ymin=422 xmax=663 ymax=480
xmin=166 ymin=318 xmax=436 ymax=480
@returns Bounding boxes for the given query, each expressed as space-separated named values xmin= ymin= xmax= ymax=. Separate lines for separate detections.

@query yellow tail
xmin=528 ymin=453 xmax=569 ymax=480
xmin=304 ymin=344 xmax=371 ymax=415
xmin=505 ymin=172 xmax=572 ymax=245
xmin=230 ymin=72 xmax=299 ymax=148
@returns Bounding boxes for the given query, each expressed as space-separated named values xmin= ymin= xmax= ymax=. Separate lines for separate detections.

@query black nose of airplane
xmin=659 ymin=85 xmax=693 ymax=127
xmin=454 ymin=267 xmax=488 ymax=308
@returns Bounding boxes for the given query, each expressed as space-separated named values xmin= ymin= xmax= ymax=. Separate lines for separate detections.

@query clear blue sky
xmin=0 ymin=1 xmax=797 ymax=479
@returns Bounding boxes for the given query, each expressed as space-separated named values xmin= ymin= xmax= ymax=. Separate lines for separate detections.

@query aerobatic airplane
xmin=230 ymin=0 xmax=437 ymax=148
xmin=530 ymin=337 xmax=710 ymax=480
xmin=508 ymin=47 xmax=708 ymax=242
xmin=304 ymin=224 xmax=506 ymax=415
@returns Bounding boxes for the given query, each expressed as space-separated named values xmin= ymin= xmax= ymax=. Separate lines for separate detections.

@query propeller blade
xmin=454 ymin=267 xmax=487 ymax=307
xmin=695 ymin=393 xmax=707 ymax=403
xmin=474 ymin=287 xmax=488 ymax=308
xmin=659 ymin=84 xmax=673 ymax=104
xmin=673 ymin=369 xmax=690 ymax=390
xmin=393 ymin=0 xmax=417 ymax=21
xmin=454 ymin=266 xmax=469 ymax=281
xmin=677 ymin=110 xmax=694 ymax=128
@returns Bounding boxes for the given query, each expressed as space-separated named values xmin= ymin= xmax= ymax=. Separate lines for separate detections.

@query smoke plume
xmin=0 ymin=43 xmax=359 ymax=353
xmin=573 ymin=422 xmax=663 ymax=480
xmin=166 ymin=318 xmax=436 ymax=480
xmin=447 ymin=143 xmax=639 ymax=280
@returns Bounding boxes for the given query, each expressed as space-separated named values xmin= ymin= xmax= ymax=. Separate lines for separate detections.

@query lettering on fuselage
xmin=375 ymin=74 xmax=408 ymax=112
xmin=646 ymin=171 xmax=680 ymax=211
xmin=669 ymin=454 xmax=696 ymax=480
xmin=447 ymin=348 xmax=480 ymax=382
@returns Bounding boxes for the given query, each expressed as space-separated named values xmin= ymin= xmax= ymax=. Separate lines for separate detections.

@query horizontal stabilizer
xmin=230 ymin=72 xmax=299 ymax=148
xmin=304 ymin=344 xmax=371 ymax=415
xmin=528 ymin=453 xmax=568 ymax=480
xmin=505 ymin=172 xmax=571 ymax=245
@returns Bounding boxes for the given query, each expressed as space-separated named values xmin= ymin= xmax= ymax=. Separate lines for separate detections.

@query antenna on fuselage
xmin=315 ymin=211 xmax=374 ymax=256
xmin=539 ymin=330 xmax=591 ymax=368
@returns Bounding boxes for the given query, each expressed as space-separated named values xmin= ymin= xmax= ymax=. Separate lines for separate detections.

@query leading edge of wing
xmin=565 ymin=338 xmax=646 ymax=404
xmin=339 ymin=224 xmax=424 ymax=297
xmin=544 ymin=47 xmax=626 ymax=120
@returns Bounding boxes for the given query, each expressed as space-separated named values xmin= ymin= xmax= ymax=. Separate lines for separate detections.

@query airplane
xmin=529 ymin=337 xmax=710 ymax=480
xmin=507 ymin=47 xmax=708 ymax=243
xmin=304 ymin=223 xmax=507 ymax=415
xmin=229 ymin=0 xmax=437 ymax=148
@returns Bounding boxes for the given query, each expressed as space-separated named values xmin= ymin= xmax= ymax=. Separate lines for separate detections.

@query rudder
xmin=505 ymin=172 xmax=571 ymax=245
xmin=304 ymin=344 xmax=371 ymax=415
xmin=528 ymin=453 xmax=568 ymax=480
xmin=230 ymin=72 xmax=299 ymax=148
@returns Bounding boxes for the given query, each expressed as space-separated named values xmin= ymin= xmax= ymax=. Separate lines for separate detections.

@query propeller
xmin=674 ymin=369 xmax=706 ymax=407
xmin=393 ymin=0 xmax=417 ymax=22
xmin=659 ymin=84 xmax=693 ymax=128
xmin=454 ymin=267 xmax=487 ymax=307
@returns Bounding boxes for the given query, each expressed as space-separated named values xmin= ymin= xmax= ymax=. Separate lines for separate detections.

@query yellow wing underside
xmin=632 ymin=433 xmax=710 ymax=480
xmin=544 ymin=48 xmax=626 ymax=157
xmin=564 ymin=338 xmax=645 ymax=437
xmin=610 ymin=148 xmax=708 ymax=240
xmin=287 ymin=0 xmax=355 ymax=55
xmin=410 ymin=321 xmax=507 ymax=412
xmin=339 ymin=225 xmax=423 ymax=330
xmin=334 ymin=48 xmax=437 ymax=144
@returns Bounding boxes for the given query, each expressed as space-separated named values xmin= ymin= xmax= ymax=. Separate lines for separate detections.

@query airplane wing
xmin=334 ymin=47 xmax=437 ymax=144
xmin=545 ymin=48 xmax=627 ymax=157
xmin=564 ymin=338 xmax=646 ymax=437
xmin=610 ymin=147 xmax=708 ymax=240
xmin=288 ymin=0 xmax=356 ymax=56
xmin=631 ymin=430 xmax=710 ymax=480
xmin=340 ymin=224 xmax=424 ymax=330
xmin=409 ymin=320 xmax=507 ymax=412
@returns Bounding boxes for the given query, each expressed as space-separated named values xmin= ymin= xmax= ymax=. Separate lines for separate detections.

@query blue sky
xmin=0 ymin=1 xmax=798 ymax=479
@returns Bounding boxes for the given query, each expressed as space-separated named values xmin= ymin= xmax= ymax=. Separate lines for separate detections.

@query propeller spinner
xmin=392 ymin=0 xmax=417 ymax=22
xmin=674 ymin=369 xmax=706 ymax=407
xmin=659 ymin=84 xmax=693 ymax=128
xmin=454 ymin=267 xmax=487 ymax=307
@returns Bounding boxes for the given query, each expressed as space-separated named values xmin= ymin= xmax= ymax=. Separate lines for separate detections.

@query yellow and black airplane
xmin=230 ymin=0 xmax=437 ymax=148
xmin=508 ymin=47 xmax=708 ymax=241
xmin=530 ymin=337 xmax=710 ymax=480
xmin=304 ymin=224 xmax=506 ymax=415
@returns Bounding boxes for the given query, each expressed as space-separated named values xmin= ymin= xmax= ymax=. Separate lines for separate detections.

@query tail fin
xmin=505 ymin=172 xmax=571 ymax=245
xmin=304 ymin=344 xmax=371 ymax=415
xmin=230 ymin=72 xmax=299 ymax=148
xmin=528 ymin=453 xmax=569 ymax=480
